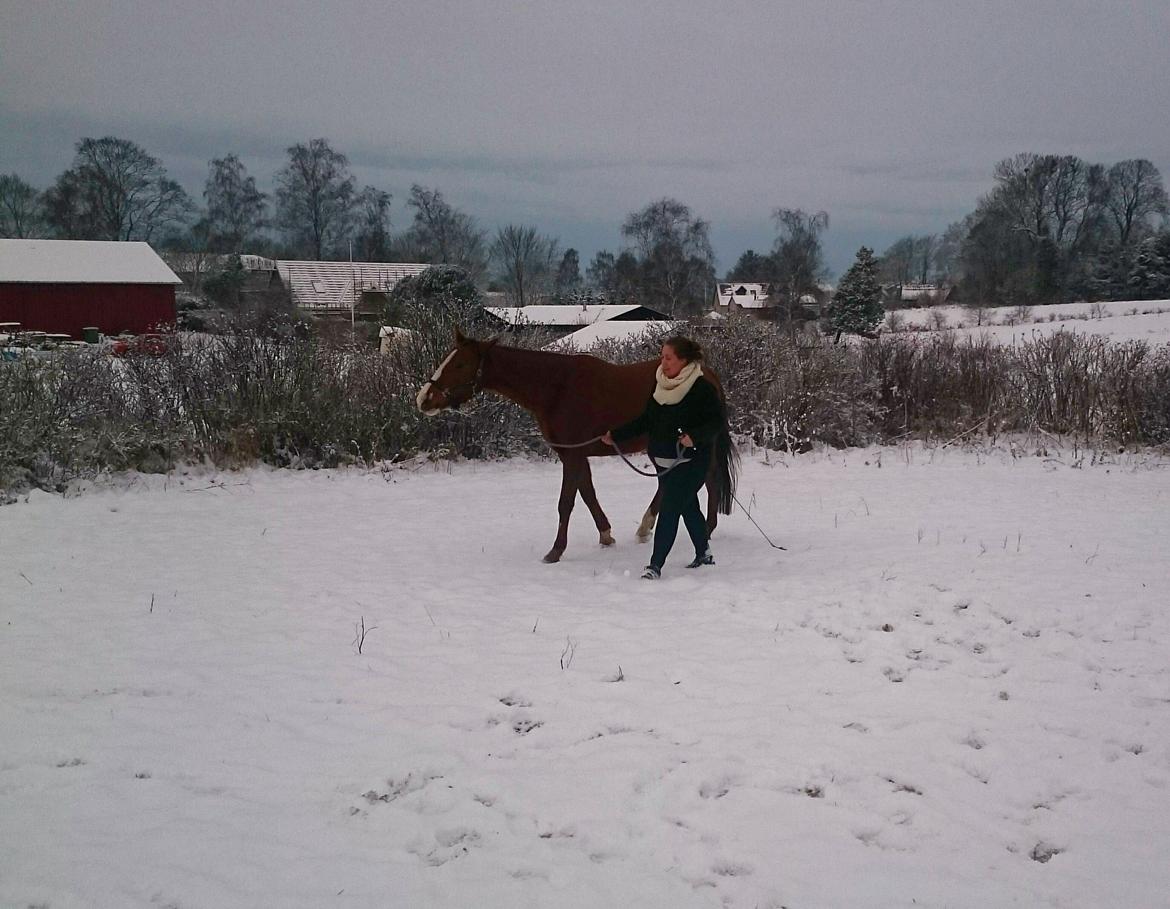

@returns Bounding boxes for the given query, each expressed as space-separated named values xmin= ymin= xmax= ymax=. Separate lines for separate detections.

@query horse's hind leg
xmin=577 ymin=460 xmax=615 ymax=546
xmin=544 ymin=456 xmax=582 ymax=563
xmin=636 ymin=489 xmax=661 ymax=542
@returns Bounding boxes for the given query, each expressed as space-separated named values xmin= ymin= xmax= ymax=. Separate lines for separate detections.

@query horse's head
xmin=416 ymin=328 xmax=492 ymax=415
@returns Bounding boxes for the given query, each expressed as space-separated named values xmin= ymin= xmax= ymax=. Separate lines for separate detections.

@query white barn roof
xmin=485 ymin=304 xmax=644 ymax=327
xmin=0 ymin=239 xmax=181 ymax=285
xmin=546 ymin=319 xmax=683 ymax=351
xmin=276 ymin=260 xmax=430 ymax=310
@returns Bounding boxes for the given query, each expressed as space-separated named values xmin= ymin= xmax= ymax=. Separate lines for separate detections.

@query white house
xmin=714 ymin=283 xmax=771 ymax=312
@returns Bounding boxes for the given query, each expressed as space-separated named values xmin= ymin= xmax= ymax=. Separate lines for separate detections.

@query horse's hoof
xmin=636 ymin=531 xmax=651 ymax=543
xmin=599 ymin=530 xmax=615 ymax=546
xmin=542 ymin=550 xmax=563 ymax=563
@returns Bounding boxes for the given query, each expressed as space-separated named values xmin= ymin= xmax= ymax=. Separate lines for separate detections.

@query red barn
xmin=0 ymin=239 xmax=181 ymax=338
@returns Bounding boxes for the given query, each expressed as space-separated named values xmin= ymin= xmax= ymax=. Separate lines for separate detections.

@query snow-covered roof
xmin=276 ymin=260 xmax=429 ymax=310
xmin=898 ymin=283 xmax=947 ymax=302
xmin=715 ymin=283 xmax=771 ymax=309
xmin=161 ymin=252 xmax=276 ymax=274
xmin=485 ymin=305 xmax=644 ymax=327
xmin=546 ymin=319 xmax=683 ymax=351
xmin=0 ymin=239 xmax=181 ymax=285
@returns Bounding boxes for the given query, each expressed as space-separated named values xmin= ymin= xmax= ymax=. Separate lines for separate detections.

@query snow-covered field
xmin=3 ymin=445 xmax=1170 ymax=908
xmin=890 ymin=298 xmax=1170 ymax=346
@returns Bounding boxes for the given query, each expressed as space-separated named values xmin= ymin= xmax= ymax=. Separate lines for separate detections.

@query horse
xmin=416 ymin=328 xmax=739 ymax=563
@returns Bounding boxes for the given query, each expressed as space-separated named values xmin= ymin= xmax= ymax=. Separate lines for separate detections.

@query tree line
xmin=2 ymin=138 xmax=1168 ymax=315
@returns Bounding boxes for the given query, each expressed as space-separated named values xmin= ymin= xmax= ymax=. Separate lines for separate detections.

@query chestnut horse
xmin=417 ymin=329 xmax=739 ymax=563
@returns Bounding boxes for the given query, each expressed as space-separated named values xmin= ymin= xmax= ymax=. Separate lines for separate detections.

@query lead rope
xmin=547 ymin=435 xmax=692 ymax=478
xmin=547 ymin=434 xmax=786 ymax=550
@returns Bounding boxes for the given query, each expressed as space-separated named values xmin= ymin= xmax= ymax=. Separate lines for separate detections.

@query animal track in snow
xmin=362 ymin=770 xmax=442 ymax=804
xmin=699 ymin=776 xmax=734 ymax=799
xmin=712 ymin=859 xmax=753 ymax=877
xmin=412 ymin=827 xmax=481 ymax=866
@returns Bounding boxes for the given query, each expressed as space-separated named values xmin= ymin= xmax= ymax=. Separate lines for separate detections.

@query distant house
xmin=714 ymin=282 xmax=772 ymax=314
xmin=484 ymin=304 xmax=671 ymax=340
xmin=275 ymin=260 xmax=430 ymax=315
xmin=714 ymin=281 xmax=832 ymax=321
xmin=0 ymin=239 xmax=181 ymax=338
xmin=884 ymin=283 xmax=953 ymax=307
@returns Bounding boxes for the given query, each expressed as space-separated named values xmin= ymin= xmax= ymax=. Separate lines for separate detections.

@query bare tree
xmin=274 ymin=138 xmax=355 ymax=259
xmin=1104 ymin=159 xmax=1169 ymax=247
xmin=913 ymin=234 xmax=937 ymax=284
xmin=42 ymin=137 xmax=192 ymax=241
xmin=620 ymin=198 xmax=716 ymax=315
xmin=353 ymin=186 xmax=392 ymax=261
xmin=490 ymin=224 xmax=560 ymax=306
xmin=204 ymin=154 xmax=267 ymax=252
xmin=879 ymin=236 xmax=917 ymax=285
xmin=0 ymin=174 xmax=44 ymax=238
xmin=554 ymin=248 xmax=582 ymax=298
xmin=400 ymin=185 xmax=487 ymax=279
xmin=771 ymin=208 xmax=829 ymax=329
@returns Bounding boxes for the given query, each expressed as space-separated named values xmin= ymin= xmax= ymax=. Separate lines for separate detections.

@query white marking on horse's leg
xmin=636 ymin=508 xmax=657 ymax=541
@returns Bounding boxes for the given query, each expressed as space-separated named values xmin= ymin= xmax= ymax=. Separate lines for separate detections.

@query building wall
xmin=0 ymin=283 xmax=176 ymax=337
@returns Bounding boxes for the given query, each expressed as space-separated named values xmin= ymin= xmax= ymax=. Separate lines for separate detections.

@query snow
xmin=3 ymin=445 xmax=1170 ymax=908
xmin=0 ymin=239 xmax=182 ymax=285
xmin=547 ymin=319 xmax=683 ymax=351
xmin=890 ymin=299 xmax=1170 ymax=346
xmin=485 ymin=305 xmax=644 ymax=327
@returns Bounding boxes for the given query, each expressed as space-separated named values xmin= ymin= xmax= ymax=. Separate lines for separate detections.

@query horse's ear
xmin=485 ymin=334 xmax=501 ymax=349
xmin=454 ymin=327 xmax=468 ymax=345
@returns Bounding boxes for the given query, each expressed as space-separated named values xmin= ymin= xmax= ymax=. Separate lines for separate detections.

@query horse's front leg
xmin=577 ymin=459 xmax=615 ymax=547
xmin=543 ymin=456 xmax=582 ymax=563
xmin=636 ymin=488 xmax=661 ymax=542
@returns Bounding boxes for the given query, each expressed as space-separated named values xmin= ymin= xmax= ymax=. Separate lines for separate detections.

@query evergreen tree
xmin=828 ymin=246 xmax=883 ymax=340
xmin=1127 ymin=233 xmax=1170 ymax=299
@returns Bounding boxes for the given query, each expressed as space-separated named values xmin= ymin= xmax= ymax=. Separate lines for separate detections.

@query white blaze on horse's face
xmin=416 ymin=347 xmax=459 ymax=415
xmin=417 ymin=341 xmax=483 ymax=414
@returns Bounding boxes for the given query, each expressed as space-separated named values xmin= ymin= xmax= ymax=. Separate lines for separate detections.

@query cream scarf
xmin=653 ymin=360 xmax=703 ymax=405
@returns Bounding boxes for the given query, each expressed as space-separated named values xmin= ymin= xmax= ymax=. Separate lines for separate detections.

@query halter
xmin=432 ymin=346 xmax=486 ymax=408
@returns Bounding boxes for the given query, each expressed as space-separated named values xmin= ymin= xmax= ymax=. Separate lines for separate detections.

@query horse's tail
xmin=713 ymin=420 xmax=739 ymax=516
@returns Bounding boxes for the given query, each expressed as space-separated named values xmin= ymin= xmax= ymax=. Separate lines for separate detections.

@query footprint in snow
xmin=412 ymin=827 xmax=481 ymax=866
xmin=712 ymin=859 xmax=753 ymax=877
xmin=699 ymin=777 xmax=734 ymax=799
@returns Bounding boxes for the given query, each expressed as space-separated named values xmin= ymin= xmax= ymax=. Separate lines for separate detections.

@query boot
xmin=686 ymin=549 xmax=714 ymax=569
xmin=641 ymin=565 xmax=661 ymax=580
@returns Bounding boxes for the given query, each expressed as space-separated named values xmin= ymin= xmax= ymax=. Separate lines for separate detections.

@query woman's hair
xmin=664 ymin=335 xmax=703 ymax=363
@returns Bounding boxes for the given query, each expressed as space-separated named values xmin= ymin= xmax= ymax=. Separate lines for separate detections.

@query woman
xmin=602 ymin=336 xmax=725 ymax=580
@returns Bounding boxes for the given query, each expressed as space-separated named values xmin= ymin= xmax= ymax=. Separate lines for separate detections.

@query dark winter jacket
xmin=612 ymin=374 xmax=725 ymax=461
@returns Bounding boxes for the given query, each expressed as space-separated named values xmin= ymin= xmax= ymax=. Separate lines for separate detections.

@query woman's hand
xmin=601 ymin=431 xmax=614 ymax=446
xmin=679 ymin=433 xmax=694 ymax=448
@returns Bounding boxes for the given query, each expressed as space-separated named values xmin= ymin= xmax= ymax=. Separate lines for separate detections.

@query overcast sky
xmin=2 ymin=0 xmax=1168 ymax=276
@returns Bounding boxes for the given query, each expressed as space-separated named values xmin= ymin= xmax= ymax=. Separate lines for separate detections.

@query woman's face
xmin=660 ymin=344 xmax=687 ymax=379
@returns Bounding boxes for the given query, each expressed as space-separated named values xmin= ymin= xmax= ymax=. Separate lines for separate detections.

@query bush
xmin=4 ymin=318 xmax=1169 ymax=499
